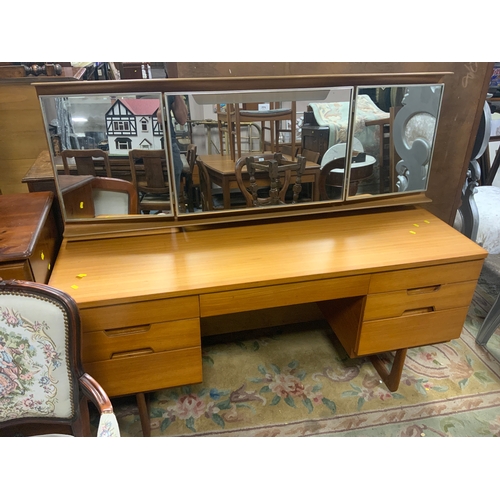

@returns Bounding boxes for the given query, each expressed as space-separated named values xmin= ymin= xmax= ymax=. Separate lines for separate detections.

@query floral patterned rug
xmin=102 ymin=269 xmax=500 ymax=438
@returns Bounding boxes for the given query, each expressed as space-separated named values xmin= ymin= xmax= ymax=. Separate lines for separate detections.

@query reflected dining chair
xmin=233 ymin=102 xmax=297 ymax=162
xmin=235 ymin=153 xmax=306 ymax=207
xmin=61 ymin=149 xmax=112 ymax=177
xmin=128 ymin=149 xmax=171 ymax=213
xmin=0 ymin=278 xmax=120 ymax=437
xmin=219 ymin=102 xmax=297 ymax=162
xmin=195 ymin=158 xmax=223 ymax=211
xmin=91 ymin=177 xmax=139 ymax=216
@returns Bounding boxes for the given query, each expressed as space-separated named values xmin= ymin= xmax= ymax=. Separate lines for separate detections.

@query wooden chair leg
xmin=370 ymin=348 xmax=408 ymax=392
xmin=136 ymin=392 xmax=151 ymax=437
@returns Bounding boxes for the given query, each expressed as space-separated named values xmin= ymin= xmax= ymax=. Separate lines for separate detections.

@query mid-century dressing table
xmin=30 ymin=73 xmax=487 ymax=429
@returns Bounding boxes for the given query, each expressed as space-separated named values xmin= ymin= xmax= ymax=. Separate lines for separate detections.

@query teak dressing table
xmin=29 ymin=71 xmax=488 ymax=435
xmin=48 ymin=205 xmax=487 ymax=397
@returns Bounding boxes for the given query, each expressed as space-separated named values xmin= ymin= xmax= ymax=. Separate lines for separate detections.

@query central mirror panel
xmin=165 ymin=86 xmax=354 ymax=215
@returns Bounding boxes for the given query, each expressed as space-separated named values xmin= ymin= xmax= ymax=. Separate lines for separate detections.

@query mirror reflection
xmin=39 ymin=92 xmax=171 ymax=220
xmin=165 ymin=87 xmax=353 ymax=214
xmin=346 ymin=84 xmax=444 ymax=199
xmin=38 ymin=83 xmax=443 ymax=223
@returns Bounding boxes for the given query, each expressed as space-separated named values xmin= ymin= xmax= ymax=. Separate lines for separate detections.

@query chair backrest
xmin=235 ymin=153 xmax=306 ymax=207
xmin=281 ymin=145 xmax=299 ymax=158
xmin=186 ymin=144 xmax=197 ymax=174
xmin=91 ymin=177 xmax=139 ymax=215
xmin=128 ymin=149 xmax=168 ymax=193
xmin=317 ymin=157 xmax=347 ymax=201
xmin=0 ymin=279 xmax=119 ymax=436
xmin=196 ymin=159 xmax=216 ymax=211
xmin=300 ymin=148 xmax=320 ymax=164
xmin=61 ymin=149 xmax=112 ymax=177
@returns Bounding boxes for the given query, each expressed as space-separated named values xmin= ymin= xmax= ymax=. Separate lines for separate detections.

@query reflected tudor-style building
xmin=105 ymin=98 xmax=162 ymax=155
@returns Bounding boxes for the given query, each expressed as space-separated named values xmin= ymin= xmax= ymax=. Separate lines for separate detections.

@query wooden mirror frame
xmin=33 ymin=72 xmax=450 ymax=238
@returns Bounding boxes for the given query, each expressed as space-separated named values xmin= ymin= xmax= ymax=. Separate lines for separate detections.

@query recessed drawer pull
xmin=402 ymin=306 xmax=435 ymax=316
xmin=407 ymin=285 xmax=441 ymax=295
xmin=111 ymin=348 xmax=154 ymax=359
xmin=104 ymin=324 xmax=151 ymax=337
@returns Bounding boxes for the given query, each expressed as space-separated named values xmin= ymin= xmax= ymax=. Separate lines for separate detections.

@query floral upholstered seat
xmin=0 ymin=279 xmax=120 ymax=437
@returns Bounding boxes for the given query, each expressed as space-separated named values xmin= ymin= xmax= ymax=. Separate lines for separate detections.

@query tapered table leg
xmin=370 ymin=348 xmax=408 ymax=392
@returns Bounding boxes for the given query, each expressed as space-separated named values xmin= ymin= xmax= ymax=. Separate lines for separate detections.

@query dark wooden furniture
xmin=128 ymin=149 xmax=170 ymax=213
xmin=301 ymin=110 xmax=331 ymax=163
xmin=196 ymin=159 xmax=222 ymax=211
xmin=235 ymin=153 xmax=306 ymax=206
xmin=200 ymin=154 xmax=320 ymax=210
xmin=0 ymin=279 xmax=119 ymax=437
xmin=0 ymin=192 xmax=60 ymax=283
xmin=61 ymin=149 xmax=112 ymax=177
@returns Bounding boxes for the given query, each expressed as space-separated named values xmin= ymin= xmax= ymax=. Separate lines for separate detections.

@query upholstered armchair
xmin=0 ymin=279 xmax=120 ymax=437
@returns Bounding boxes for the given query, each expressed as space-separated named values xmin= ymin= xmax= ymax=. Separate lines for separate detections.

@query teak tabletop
xmin=49 ymin=205 xmax=487 ymax=308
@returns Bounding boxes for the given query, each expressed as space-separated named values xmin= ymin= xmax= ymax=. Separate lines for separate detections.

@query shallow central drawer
xmin=81 ymin=296 xmax=199 ymax=332
xmin=81 ymin=318 xmax=200 ymax=363
xmin=200 ymin=275 xmax=370 ymax=317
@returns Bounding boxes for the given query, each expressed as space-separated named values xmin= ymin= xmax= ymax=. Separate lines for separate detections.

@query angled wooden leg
xmin=370 ymin=348 xmax=408 ymax=392
xmin=136 ymin=392 xmax=151 ymax=437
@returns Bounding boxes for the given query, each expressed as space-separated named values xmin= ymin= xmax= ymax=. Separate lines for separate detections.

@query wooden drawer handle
xmin=104 ymin=324 xmax=151 ymax=337
xmin=111 ymin=348 xmax=154 ymax=359
xmin=407 ymin=285 xmax=441 ymax=295
xmin=401 ymin=306 xmax=435 ymax=316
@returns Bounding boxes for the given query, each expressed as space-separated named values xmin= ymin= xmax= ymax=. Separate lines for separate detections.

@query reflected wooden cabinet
xmin=0 ymin=192 xmax=61 ymax=283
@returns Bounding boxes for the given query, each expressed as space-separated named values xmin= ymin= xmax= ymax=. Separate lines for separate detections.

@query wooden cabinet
xmin=78 ymin=296 xmax=202 ymax=397
xmin=0 ymin=192 xmax=61 ymax=283
xmin=321 ymin=260 xmax=484 ymax=358
xmin=301 ymin=125 xmax=330 ymax=162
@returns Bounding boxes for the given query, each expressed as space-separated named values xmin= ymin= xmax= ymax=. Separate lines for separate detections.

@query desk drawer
xmin=200 ymin=275 xmax=370 ymax=317
xmin=84 ymin=346 xmax=203 ymax=397
xmin=357 ymin=307 xmax=469 ymax=356
xmin=81 ymin=296 xmax=200 ymax=332
xmin=81 ymin=318 xmax=200 ymax=363
xmin=363 ymin=280 xmax=477 ymax=321
xmin=0 ymin=261 xmax=32 ymax=281
xmin=368 ymin=260 xmax=484 ymax=294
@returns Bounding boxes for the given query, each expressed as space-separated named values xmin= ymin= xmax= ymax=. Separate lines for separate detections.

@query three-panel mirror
xmin=38 ymin=82 xmax=443 ymax=223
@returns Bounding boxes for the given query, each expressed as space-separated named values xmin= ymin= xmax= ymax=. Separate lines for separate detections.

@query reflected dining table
xmin=199 ymin=154 xmax=321 ymax=209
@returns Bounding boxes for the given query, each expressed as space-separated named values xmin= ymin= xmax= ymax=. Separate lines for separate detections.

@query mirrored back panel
xmin=34 ymin=75 xmax=446 ymax=228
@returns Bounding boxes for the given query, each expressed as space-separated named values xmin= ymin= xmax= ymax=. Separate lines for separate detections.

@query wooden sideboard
xmin=0 ymin=192 xmax=61 ymax=283
xmin=48 ymin=205 xmax=487 ymax=397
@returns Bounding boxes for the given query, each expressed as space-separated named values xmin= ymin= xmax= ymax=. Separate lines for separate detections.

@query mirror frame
xmin=33 ymin=72 xmax=450 ymax=237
